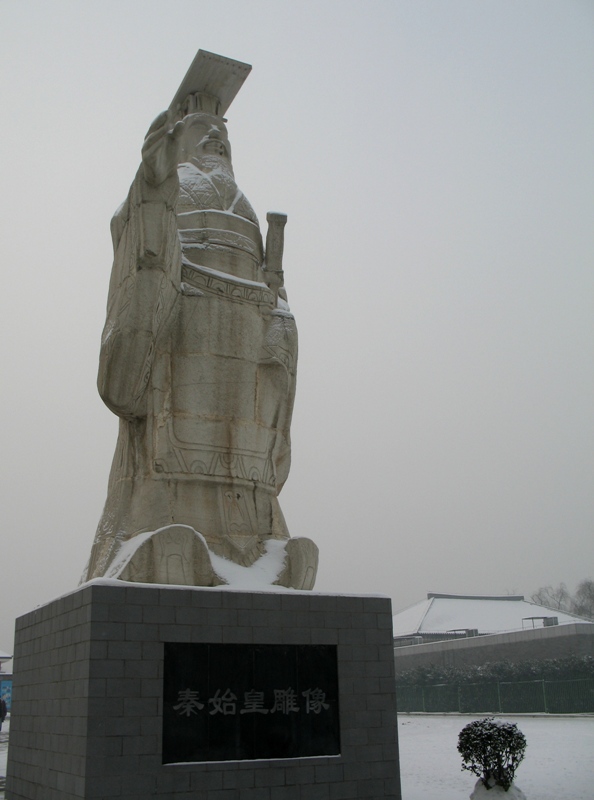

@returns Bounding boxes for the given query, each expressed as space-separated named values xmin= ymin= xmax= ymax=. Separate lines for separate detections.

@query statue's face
xmin=178 ymin=113 xmax=232 ymax=166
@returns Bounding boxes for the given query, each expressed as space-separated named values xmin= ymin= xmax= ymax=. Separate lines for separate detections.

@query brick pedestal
xmin=6 ymin=581 xmax=401 ymax=799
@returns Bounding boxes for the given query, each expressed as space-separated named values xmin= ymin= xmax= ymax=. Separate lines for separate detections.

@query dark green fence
xmin=396 ymin=678 xmax=594 ymax=714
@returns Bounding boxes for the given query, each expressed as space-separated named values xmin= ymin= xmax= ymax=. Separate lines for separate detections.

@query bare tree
xmin=531 ymin=579 xmax=594 ymax=620
xmin=571 ymin=579 xmax=594 ymax=620
xmin=531 ymin=583 xmax=571 ymax=611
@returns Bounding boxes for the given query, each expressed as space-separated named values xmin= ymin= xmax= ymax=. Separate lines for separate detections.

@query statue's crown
xmin=170 ymin=50 xmax=252 ymax=121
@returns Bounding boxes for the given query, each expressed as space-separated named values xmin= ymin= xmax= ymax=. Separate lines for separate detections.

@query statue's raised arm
xmin=98 ymin=114 xmax=183 ymax=418
xmin=141 ymin=111 xmax=184 ymax=187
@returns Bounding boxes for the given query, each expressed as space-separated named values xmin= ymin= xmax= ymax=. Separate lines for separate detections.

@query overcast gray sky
xmin=0 ymin=0 xmax=592 ymax=653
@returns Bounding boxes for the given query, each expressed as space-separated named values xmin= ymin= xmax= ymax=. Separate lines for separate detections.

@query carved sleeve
xmin=97 ymin=167 xmax=181 ymax=419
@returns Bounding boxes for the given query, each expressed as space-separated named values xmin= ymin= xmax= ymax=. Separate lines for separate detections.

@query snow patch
xmin=470 ymin=778 xmax=527 ymax=799
xmin=209 ymin=539 xmax=288 ymax=588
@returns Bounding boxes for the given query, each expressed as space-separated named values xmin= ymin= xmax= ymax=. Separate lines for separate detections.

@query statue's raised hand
xmin=141 ymin=111 xmax=184 ymax=186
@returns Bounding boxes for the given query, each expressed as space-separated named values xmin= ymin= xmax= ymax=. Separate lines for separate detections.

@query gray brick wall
xmin=393 ymin=622 xmax=594 ymax=673
xmin=6 ymin=583 xmax=401 ymax=799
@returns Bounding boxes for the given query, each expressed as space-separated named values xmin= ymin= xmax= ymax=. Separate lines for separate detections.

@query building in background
xmin=1 ymin=649 xmax=13 ymax=711
xmin=393 ymin=593 xmax=593 ymax=671
xmin=393 ymin=593 xmax=584 ymax=646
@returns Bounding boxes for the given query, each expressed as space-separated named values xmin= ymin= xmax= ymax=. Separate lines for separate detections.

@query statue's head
xmin=176 ymin=110 xmax=233 ymax=172
xmin=168 ymin=51 xmax=251 ymax=175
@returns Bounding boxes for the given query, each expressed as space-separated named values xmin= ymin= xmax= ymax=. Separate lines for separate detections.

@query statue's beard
xmin=190 ymin=154 xmax=235 ymax=180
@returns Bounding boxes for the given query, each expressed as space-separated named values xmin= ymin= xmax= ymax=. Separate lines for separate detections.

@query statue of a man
xmin=82 ymin=51 xmax=318 ymax=589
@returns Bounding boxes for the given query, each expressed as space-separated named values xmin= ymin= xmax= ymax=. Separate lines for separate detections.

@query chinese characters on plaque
xmin=173 ymin=686 xmax=330 ymax=717
xmin=163 ymin=644 xmax=340 ymax=762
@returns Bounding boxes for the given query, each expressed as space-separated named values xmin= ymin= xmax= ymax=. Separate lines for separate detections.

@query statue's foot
xmin=117 ymin=525 xmax=224 ymax=586
xmin=275 ymin=537 xmax=319 ymax=590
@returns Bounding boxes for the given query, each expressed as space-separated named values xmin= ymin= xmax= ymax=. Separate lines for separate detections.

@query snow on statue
xmin=82 ymin=51 xmax=318 ymax=590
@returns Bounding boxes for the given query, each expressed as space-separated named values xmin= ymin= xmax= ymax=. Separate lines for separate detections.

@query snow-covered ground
xmin=1 ymin=715 xmax=593 ymax=798
xmin=398 ymin=714 xmax=594 ymax=800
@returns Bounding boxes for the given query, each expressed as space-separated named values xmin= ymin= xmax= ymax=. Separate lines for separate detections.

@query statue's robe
xmin=83 ymin=159 xmax=298 ymax=583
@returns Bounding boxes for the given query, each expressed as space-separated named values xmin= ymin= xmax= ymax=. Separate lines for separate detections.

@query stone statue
xmin=82 ymin=51 xmax=318 ymax=590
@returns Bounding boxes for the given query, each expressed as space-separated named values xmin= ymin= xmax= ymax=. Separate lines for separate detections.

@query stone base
xmin=6 ymin=581 xmax=401 ymax=799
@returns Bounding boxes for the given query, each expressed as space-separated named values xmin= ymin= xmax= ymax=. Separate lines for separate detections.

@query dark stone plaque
xmin=162 ymin=643 xmax=340 ymax=763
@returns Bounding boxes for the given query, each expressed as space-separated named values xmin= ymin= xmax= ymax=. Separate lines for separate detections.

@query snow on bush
xmin=458 ymin=717 xmax=527 ymax=791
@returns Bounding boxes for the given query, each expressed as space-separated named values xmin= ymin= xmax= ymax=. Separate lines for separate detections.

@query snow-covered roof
xmin=392 ymin=593 xmax=590 ymax=638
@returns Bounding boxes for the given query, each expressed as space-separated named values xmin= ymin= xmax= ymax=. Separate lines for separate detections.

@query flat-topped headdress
xmin=170 ymin=49 xmax=252 ymax=122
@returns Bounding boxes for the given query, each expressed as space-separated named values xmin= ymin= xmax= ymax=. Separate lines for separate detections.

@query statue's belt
xmin=180 ymin=260 xmax=275 ymax=308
